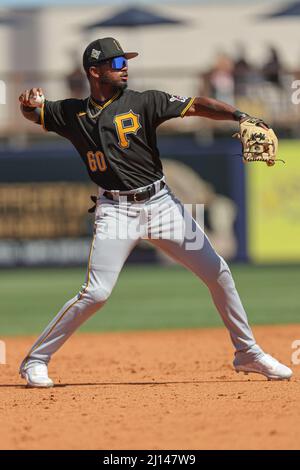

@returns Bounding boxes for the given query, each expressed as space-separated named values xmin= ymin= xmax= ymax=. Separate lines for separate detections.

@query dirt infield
xmin=0 ymin=325 xmax=299 ymax=450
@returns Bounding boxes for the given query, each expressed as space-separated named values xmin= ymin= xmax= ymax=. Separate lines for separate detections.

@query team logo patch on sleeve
xmin=169 ymin=95 xmax=188 ymax=103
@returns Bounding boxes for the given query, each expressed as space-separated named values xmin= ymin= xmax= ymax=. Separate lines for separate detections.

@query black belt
xmin=88 ymin=180 xmax=165 ymax=213
xmin=104 ymin=180 xmax=165 ymax=203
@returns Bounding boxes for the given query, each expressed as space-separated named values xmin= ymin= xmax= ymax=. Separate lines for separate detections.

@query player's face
xmin=90 ymin=58 xmax=129 ymax=91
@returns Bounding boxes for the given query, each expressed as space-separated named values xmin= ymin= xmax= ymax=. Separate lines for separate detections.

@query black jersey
xmin=41 ymin=89 xmax=195 ymax=190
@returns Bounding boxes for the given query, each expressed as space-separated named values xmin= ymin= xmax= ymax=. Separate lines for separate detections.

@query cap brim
xmin=124 ymin=52 xmax=138 ymax=60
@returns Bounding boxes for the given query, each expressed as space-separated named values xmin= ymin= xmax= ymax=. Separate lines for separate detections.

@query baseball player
xmin=18 ymin=37 xmax=292 ymax=387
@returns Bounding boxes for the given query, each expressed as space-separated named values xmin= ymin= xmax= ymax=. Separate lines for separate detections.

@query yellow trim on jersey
xmin=90 ymin=90 xmax=121 ymax=111
xmin=181 ymin=96 xmax=196 ymax=118
xmin=77 ymin=112 xmax=87 ymax=117
xmin=40 ymin=102 xmax=48 ymax=132
xmin=23 ymin=232 xmax=97 ymax=363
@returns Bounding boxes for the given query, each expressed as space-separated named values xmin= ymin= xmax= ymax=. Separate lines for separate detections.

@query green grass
xmin=0 ymin=265 xmax=300 ymax=336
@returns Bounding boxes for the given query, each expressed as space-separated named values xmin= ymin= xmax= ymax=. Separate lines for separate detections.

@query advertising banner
xmin=247 ymin=140 xmax=300 ymax=262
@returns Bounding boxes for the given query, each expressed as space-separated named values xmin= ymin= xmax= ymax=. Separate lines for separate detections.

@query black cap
xmin=83 ymin=37 xmax=138 ymax=71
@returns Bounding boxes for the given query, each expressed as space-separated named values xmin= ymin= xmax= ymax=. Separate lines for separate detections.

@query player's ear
xmin=89 ymin=66 xmax=101 ymax=79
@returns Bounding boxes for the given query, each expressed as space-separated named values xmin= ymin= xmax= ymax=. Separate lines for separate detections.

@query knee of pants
xmin=203 ymin=255 xmax=235 ymax=288
xmin=215 ymin=257 xmax=236 ymax=290
xmin=81 ymin=284 xmax=112 ymax=305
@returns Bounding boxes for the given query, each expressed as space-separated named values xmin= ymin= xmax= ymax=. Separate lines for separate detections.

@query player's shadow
xmin=54 ymin=378 xmax=283 ymax=387
xmin=0 ymin=378 xmax=273 ymax=389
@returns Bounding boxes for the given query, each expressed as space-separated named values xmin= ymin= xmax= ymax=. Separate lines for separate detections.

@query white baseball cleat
xmin=234 ymin=353 xmax=293 ymax=381
xmin=20 ymin=363 xmax=54 ymax=388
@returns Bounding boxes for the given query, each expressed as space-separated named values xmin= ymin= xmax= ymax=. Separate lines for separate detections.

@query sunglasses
xmin=110 ymin=56 xmax=128 ymax=70
xmin=92 ymin=56 xmax=128 ymax=72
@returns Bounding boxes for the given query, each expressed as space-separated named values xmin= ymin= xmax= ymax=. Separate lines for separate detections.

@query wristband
xmin=233 ymin=110 xmax=249 ymax=122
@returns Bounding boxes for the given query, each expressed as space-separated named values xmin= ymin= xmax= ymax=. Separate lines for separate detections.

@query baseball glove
xmin=233 ymin=117 xmax=284 ymax=166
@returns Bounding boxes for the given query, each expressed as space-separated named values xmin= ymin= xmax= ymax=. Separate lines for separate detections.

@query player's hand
xmin=240 ymin=115 xmax=269 ymax=131
xmin=19 ymin=88 xmax=45 ymax=108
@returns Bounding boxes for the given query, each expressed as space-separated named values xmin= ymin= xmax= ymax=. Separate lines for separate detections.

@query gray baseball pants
xmin=21 ymin=182 xmax=263 ymax=369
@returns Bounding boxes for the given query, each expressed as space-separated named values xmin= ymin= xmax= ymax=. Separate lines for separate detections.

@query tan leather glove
xmin=233 ymin=117 xmax=283 ymax=166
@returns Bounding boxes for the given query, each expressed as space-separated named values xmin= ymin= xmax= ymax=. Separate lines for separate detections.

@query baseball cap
xmin=83 ymin=37 xmax=138 ymax=71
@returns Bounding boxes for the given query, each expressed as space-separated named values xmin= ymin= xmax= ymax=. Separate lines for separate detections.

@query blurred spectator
xmin=233 ymin=45 xmax=255 ymax=97
xmin=209 ymin=53 xmax=235 ymax=105
xmin=198 ymin=69 xmax=212 ymax=97
xmin=65 ymin=61 xmax=87 ymax=98
xmin=262 ymin=47 xmax=283 ymax=88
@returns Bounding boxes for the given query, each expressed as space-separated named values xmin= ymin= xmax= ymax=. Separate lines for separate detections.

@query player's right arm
xmin=19 ymin=88 xmax=69 ymax=136
xmin=19 ymin=87 xmax=44 ymax=124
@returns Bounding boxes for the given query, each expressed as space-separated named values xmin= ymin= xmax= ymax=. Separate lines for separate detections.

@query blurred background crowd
xmin=64 ymin=43 xmax=297 ymax=130
xmin=1 ymin=0 xmax=300 ymax=139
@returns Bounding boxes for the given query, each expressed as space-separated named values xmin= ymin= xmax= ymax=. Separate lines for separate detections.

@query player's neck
xmin=90 ymin=83 xmax=119 ymax=104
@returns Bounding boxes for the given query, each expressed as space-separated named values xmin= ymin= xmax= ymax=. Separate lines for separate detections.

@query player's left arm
xmin=185 ymin=96 xmax=247 ymax=122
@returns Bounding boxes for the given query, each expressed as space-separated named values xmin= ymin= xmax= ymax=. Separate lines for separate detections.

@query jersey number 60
xmin=114 ymin=110 xmax=141 ymax=149
xmin=86 ymin=151 xmax=107 ymax=173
